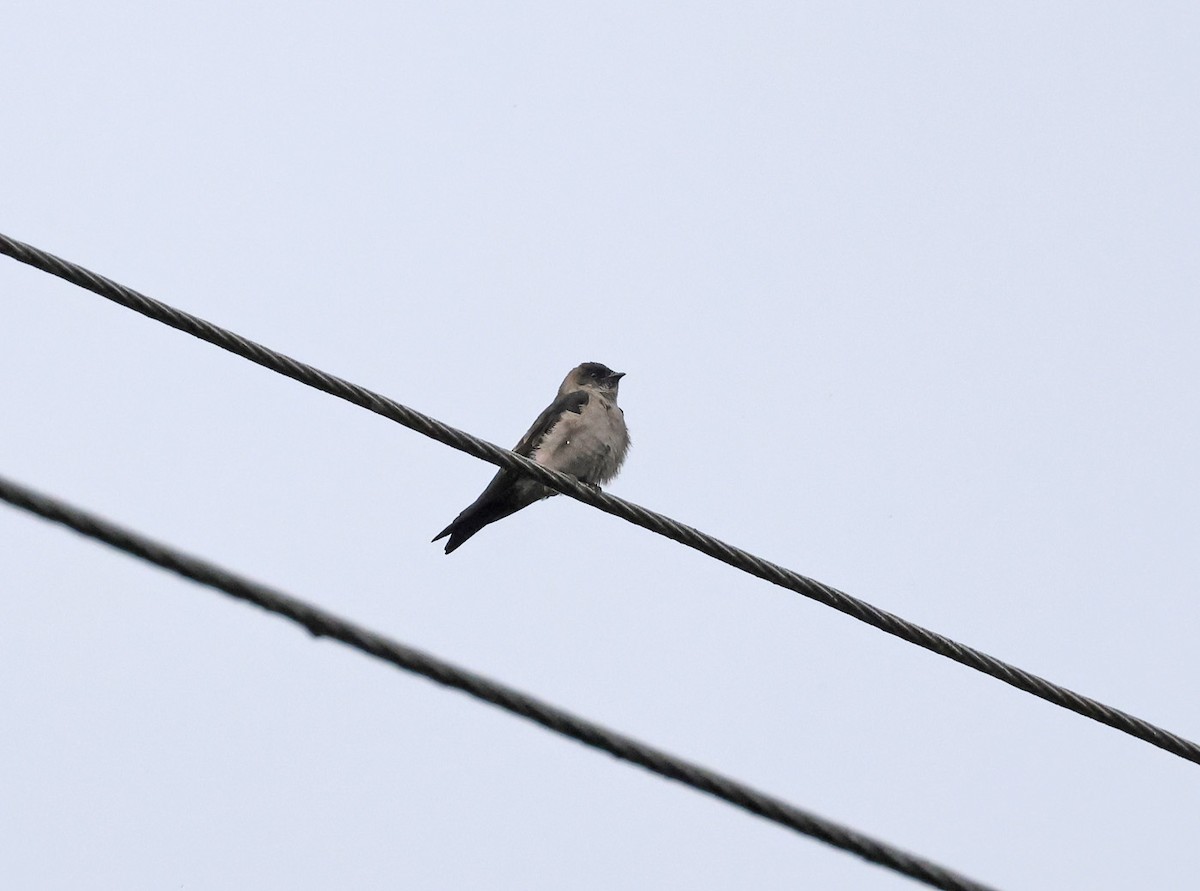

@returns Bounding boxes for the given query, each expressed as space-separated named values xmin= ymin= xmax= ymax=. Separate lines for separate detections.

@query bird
xmin=433 ymin=362 xmax=630 ymax=554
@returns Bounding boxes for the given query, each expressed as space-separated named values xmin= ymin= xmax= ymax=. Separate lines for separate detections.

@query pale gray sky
xmin=2 ymin=4 xmax=1198 ymax=889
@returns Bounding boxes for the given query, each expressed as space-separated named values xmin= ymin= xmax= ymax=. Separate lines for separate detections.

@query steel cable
xmin=2 ymin=231 xmax=1197 ymax=766
xmin=0 ymin=473 xmax=998 ymax=891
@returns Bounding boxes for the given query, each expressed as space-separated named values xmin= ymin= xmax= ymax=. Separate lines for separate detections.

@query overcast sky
xmin=2 ymin=4 xmax=1198 ymax=889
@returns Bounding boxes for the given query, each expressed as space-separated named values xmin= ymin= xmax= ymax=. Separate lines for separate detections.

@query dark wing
xmin=432 ymin=466 xmax=537 ymax=553
xmin=431 ymin=389 xmax=589 ymax=554
xmin=512 ymin=390 xmax=589 ymax=457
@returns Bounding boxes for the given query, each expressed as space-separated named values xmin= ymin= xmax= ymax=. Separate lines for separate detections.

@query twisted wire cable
xmin=0 ymin=474 xmax=998 ymax=891
xmin=2 ymin=231 xmax=1197 ymax=767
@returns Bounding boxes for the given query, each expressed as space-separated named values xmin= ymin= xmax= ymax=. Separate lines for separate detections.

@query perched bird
xmin=433 ymin=362 xmax=630 ymax=554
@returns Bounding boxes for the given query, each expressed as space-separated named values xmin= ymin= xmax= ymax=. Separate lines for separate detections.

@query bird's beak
xmin=607 ymin=371 xmax=626 ymax=384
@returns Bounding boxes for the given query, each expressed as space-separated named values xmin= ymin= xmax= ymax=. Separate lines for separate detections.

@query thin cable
xmin=3 ymin=231 xmax=1197 ymax=767
xmin=0 ymin=474 xmax=998 ymax=891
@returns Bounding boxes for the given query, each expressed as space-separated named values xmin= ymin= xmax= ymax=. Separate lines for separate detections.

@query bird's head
xmin=560 ymin=362 xmax=625 ymax=397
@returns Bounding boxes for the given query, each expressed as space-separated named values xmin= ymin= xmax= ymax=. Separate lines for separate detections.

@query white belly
xmin=533 ymin=397 xmax=629 ymax=484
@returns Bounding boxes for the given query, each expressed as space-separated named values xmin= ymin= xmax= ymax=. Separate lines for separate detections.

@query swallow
xmin=433 ymin=362 xmax=630 ymax=554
